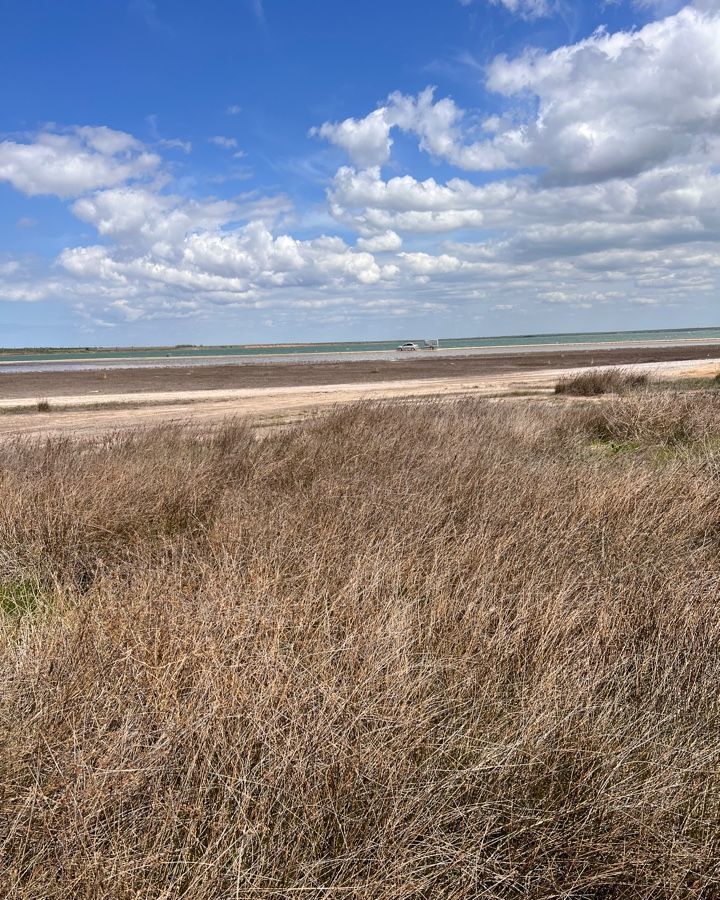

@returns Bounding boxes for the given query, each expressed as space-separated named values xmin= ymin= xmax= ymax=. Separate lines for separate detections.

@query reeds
xmin=1 ymin=395 xmax=719 ymax=898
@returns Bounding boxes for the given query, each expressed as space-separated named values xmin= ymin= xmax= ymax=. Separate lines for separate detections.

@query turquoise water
xmin=2 ymin=326 xmax=720 ymax=365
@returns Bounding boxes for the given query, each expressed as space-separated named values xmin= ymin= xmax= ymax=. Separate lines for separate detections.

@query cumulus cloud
xmin=3 ymin=5 xmax=720 ymax=330
xmin=356 ymin=230 xmax=403 ymax=252
xmin=58 ymin=219 xmax=387 ymax=315
xmin=398 ymin=252 xmax=463 ymax=275
xmin=313 ymin=89 xmax=507 ymax=170
xmin=328 ymin=163 xmax=718 ymax=239
xmin=484 ymin=6 xmax=720 ymax=182
xmin=72 ymin=187 xmax=238 ymax=253
xmin=328 ymin=165 xmax=506 ymax=234
xmin=0 ymin=127 xmax=159 ymax=197
xmin=310 ymin=110 xmax=393 ymax=168
xmin=316 ymin=7 xmax=720 ymax=185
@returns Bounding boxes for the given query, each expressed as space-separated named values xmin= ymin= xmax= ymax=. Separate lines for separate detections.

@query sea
xmin=1 ymin=326 xmax=720 ymax=373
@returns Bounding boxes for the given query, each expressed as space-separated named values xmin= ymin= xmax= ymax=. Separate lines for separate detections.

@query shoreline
xmin=2 ymin=342 xmax=719 ymax=402
xmin=2 ymin=357 xmax=717 ymax=413
xmin=2 ymin=335 xmax=720 ymax=371
xmin=1 ymin=355 xmax=718 ymax=440
xmin=2 ymin=324 xmax=719 ymax=358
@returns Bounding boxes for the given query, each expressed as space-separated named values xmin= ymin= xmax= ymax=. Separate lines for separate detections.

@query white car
xmin=397 ymin=342 xmax=420 ymax=351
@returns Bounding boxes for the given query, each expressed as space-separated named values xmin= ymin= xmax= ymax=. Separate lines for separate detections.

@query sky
xmin=0 ymin=0 xmax=719 ymax=346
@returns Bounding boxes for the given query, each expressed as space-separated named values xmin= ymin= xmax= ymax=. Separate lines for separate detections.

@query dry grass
xmin=555 ymin=368 xmax=649 ymax=396
xmin=1 ymin=394 xmax=720 ymax=898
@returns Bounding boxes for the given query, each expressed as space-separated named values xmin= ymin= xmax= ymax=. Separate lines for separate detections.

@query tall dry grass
xmin=555 ymin=368 xmax=649 ymax=396
xmin=1 ymin=394 xmax=720 ymax=898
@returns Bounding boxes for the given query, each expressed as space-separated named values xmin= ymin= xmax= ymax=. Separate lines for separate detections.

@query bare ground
xmin=2 ymin=343 xmax=720 ymax=398
xmin=0 ymin=349 xmax=718 ymax=439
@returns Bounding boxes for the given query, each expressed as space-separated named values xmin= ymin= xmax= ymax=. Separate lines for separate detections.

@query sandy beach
xmin=1 ymin=344 xmax=718 ymax=438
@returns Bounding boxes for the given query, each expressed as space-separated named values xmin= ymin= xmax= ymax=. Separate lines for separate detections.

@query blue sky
xmin=0 ymin=0 xmax=717 ymax=346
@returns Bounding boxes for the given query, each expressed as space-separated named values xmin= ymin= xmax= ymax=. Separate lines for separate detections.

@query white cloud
xmin=315 ymin=8 xmax=720 ymax=185
xmin=495 ymin=0 xmax=552 ymax=15
xmin=310 ymin=110 xmax=393 ymax=168
xmin=110 ymin=299 xmax=145 ymax=321
xmin=0 ymin=272 xmax=74 ymax=303
xmin=4 ymin=5 xmax=720 ymax=330
xmin=328 ymin=165 xmax=506 ymax=234
xmin=0 ymin=127 xmax=159 ymax=197
xmin=158 ymin=138 xmax=192 ymax=153
xmin=461 ymin=0 xmax=553 ymax=18
xmin=72 ymin=187 xmax=238 ymax=252
xmin=328 ymin=163 xmax=720 ymax=240
xmin=209 ymin=136 xmax=239 ymax=149
xmin=313 ymin=87 xmax=521 ymax=172
xmin=398 ymin=252 xmax=463 ymax=274
xmin=484 ymin=6 xmax=720 ymax=181
xmin=633 ymin=0 xmax=684 ymax=12
xmin=356 ymin=230 xmax=403 ymax=252
xmin=58 ymin=218 xmax=387 ymax=314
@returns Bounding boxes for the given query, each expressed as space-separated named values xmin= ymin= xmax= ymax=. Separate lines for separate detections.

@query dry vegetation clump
xmin=555 ymin=367 xmax=649 ymax=396
xmin=580 ymin=389 xmax=720 ymax=449
xmin=1 ymin=396 xmax=720 ymax=898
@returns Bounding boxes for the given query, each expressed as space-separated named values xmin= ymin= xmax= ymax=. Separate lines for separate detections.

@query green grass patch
xmin=589 ymin=437 xmax=641 ymax=456
xmin=0 ymin=577 xmax=45 ymax=618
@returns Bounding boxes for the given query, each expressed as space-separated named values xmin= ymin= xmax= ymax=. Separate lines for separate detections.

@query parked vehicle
xmin=397 ymin=342 xmax=420 ymax=351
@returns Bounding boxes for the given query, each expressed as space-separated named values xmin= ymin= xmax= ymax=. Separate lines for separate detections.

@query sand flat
xmin=1 ymin=356 xmax=717 ymax=439
xmin=1 ymin=343 xmax=720 ymax=401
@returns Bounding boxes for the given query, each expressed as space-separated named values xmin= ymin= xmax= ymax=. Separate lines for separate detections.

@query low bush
xmin=555 ymin=367 xmax=649 ymax=396
xmin=581 ymin=389 xmax=720 ymax=448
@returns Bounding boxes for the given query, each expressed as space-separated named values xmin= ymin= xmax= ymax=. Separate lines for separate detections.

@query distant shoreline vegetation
xmin=2 ymin=325 xmax=720 ymax=359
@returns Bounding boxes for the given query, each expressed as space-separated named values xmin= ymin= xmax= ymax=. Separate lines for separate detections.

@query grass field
xmin=1 ymin=388 xmax=720 ymax=898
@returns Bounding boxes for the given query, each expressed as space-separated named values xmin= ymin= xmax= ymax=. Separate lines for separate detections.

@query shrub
xmin=36 ymin=398 xmax=51 ymax=412
xmin=555 ymin=367 xmax=649 ymax=396
xmin=581 ymin=390 xmax=720 ymax=448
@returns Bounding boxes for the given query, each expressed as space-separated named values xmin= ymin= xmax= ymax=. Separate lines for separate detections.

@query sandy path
xmin=0 ymin=358 xmax=717 ymax=439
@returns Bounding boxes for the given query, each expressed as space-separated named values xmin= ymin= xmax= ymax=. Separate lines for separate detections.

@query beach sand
xmin=0 ymin=346 xmax=718 ymax=439
xmin=1 ymin=342 xmax=719 ymax=398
